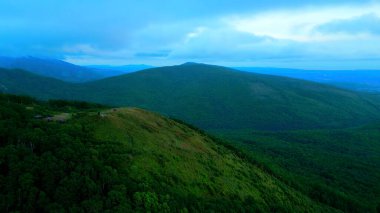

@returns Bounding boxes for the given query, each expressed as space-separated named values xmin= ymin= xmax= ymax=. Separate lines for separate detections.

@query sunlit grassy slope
xmin=92 ymin=108 xmax=334 ymax=212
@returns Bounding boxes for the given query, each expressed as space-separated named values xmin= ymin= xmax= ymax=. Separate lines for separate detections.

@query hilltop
xmin=80 ymin=63 xmax=380 ymax=131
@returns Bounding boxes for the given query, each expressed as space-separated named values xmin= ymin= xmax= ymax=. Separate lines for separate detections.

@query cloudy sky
xmin=1 ymin=0 xmax=380 ymax=69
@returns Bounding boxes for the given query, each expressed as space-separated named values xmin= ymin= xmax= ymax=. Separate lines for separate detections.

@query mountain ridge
xmin=0 ymin=56 xmax=150 ymax=82
xmin=0 ymin=56 xmax=104 ymax=82
xmin=80 ymin=63 xmax=380 ymax=130
xmin=1 ymin=63 xmax=380 ymax=131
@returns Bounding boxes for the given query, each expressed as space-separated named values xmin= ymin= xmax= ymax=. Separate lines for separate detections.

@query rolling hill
xmin=1 ymin=63 xmax=380 ymax=131
xmin=0 ymin=94 xmax=334 ymax=212
xmin=0 ymin=68 xmax=78 ymax=99
xmin=80 ymin=63 xmax=380 ymax=131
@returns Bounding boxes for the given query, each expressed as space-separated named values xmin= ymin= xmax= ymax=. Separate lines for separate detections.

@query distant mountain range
xmin=0 ymin=56 xmax=103 ymax=82
xmin=1 ymin=63 xmax=380 ymax=131
xmin=1 ymin=56 xmax=379 ymax=93
xmin=0 ymin=56 xmax=152 ymax=82
xmin=235 ymin=67 xmax=380 ymax=92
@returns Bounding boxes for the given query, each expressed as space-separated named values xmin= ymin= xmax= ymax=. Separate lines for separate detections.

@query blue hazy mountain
xmin=0 ymin=56 xmax=142 ymax=82
xmin=235 ymin=67 xmax=380 ymax=92
xmin=0 ymin=56 xmax=105 ymax=82
xmin=2 ymin=63 xmax=380 ymax=131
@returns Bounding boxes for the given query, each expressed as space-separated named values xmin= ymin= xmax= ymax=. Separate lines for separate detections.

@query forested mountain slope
xmin=0 ymin=68 xmax=78 ymax=99
xmin=216 ymin=126 xmax=380 ymax=212
xmin=2 ymin=63 xmax=380 ymax=131
xmin=80 ymin=63 xmax=380 ymax=131
xmin=0 ymin=94 xmax=334 ymax=212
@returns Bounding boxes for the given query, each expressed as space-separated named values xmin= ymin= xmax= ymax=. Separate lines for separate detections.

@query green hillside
xmin=0 ymin=56 xmax=126 ymax=82
xmin=0 ymin=94 xmax=335 ymax=212
xmin=216 ymin=127 xmax=380 ymax=212
xmin=2 ymin=63 xmax=380 ymax=131
xmin=80 ymin=63 xmax=380 ymax=131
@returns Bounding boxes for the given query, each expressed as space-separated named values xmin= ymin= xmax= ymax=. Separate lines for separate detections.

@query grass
xmin=91 ymin=107 xmax=335 ymax=212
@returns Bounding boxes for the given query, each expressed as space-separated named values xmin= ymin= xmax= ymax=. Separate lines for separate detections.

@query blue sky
xmin=1 ymin=0 xmax=380 ymax=69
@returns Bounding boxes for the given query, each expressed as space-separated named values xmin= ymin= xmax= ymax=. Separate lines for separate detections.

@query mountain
xmin=0 ymin=56 xmax=131 ymax=82
xmin=1 ymin=63 xmax=380 ymax=131
xmin=0 ymin=68 xmax=78 ymax=99
xmin=235 ymin=67 xmax=380 ymax=93
xmin=80 ymin=63 xmax=380 ymax=131
xmin=217 ymin=124 xmax=380 ymax=212
xmin=0 ymin=94 xmax=333 ymax=212
xmin=0 ymin=56 xmax=104 ymax=82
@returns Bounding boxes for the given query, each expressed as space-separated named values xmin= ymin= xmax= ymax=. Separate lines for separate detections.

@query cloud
xmin=168 ymin=27 xmax=301 ymax=63
xmin=134 ymin=50 xmax=171 ymax=58
xmin=165 ymin=3 xmax=380 ymax=65
xmin=316 ymin=13 xmax=380 ymax=35
xmin=227 ymin=3 xmax=380 ymax=42
xmin=168 ymin=24 xmax=380 ymax=63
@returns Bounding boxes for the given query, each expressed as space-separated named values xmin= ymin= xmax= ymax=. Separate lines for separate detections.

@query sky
xmin=1 ymin=0 xmax=380 ymax=69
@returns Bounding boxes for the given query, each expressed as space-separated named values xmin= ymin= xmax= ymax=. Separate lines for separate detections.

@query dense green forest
xmin=217 ymin=128 xmax=380 ymax=212
xmin=0 ymin=94 xmax=336 ymax=212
